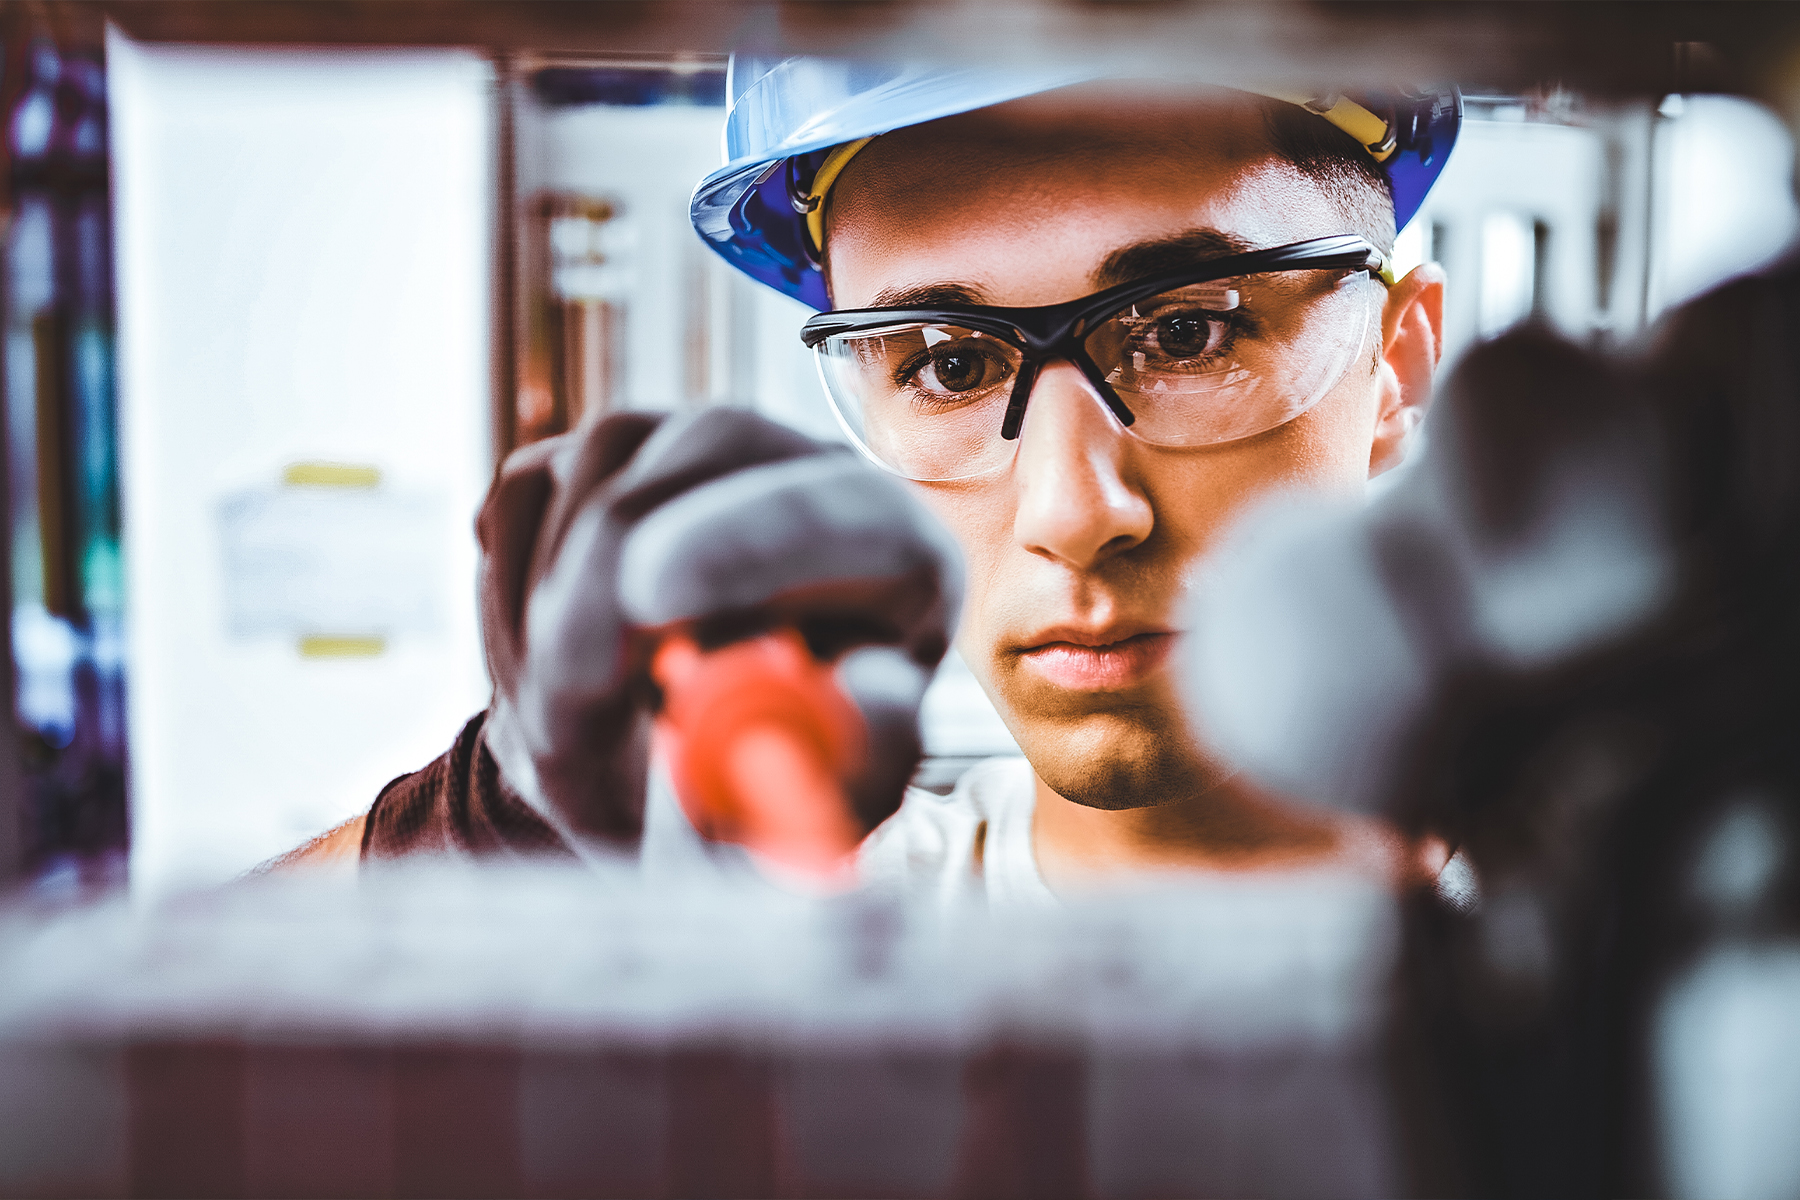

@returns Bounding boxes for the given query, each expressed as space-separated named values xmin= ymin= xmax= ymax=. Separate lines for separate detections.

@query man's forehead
xmin=863 ymin=227 xmax=1260 ymax=309
xmin=824 ymin=99 xmax=1333 ymax=309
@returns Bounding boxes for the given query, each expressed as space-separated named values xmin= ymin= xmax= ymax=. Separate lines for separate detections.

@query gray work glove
xmin=478 ymin=407 xmax=963 ymax=849
xmin=1181 ymin=327 xmax=1671 ymax=816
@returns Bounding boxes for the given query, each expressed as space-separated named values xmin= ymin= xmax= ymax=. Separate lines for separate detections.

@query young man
xmin=276 ymin=64 xmax=1453 ymax=903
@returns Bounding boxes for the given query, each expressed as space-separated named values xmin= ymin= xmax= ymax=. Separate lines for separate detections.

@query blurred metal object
xmin=518 ymin=190 xmax=630 ymax=441
xmin=502 ymin=56 xmax=758 ymax=451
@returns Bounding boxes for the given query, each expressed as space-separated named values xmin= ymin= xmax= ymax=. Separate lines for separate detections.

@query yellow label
xmin=299 ymin=635 xmax=386 ymax=658
xmin=283 ymin=462 xmax=381 ymax=489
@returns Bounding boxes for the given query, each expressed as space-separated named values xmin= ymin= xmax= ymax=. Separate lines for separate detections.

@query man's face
xmin=826 ymin=94 xmax=1428 ymax=811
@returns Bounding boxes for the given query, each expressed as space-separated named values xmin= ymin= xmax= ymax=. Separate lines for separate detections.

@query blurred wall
xmin=110 ymin=35 xmax=495 ymax=894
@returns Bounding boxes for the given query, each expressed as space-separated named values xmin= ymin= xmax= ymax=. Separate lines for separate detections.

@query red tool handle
xmin=650 ymin=629 xmax=867 ymax=879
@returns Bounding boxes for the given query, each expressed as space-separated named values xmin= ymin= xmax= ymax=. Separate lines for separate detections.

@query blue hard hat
xmin=690 ymin=57 xmax=1461 ymax=311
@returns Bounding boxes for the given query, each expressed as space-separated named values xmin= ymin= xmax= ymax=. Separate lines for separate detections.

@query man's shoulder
xmin=249 ymin=813 xmax=367 ymax=876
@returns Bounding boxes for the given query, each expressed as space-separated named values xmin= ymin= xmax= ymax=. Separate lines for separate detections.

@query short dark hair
xmin=1257 ymin=96 xmax=1397 ymax=255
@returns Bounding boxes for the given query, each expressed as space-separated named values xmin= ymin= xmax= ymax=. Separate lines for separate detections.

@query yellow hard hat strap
xmin=800 ymin=136 xmax=876 ymax=255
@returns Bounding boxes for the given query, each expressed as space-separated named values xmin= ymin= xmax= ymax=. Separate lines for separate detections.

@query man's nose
xmin=1011 ymin=360 xmax=1154 ymax=570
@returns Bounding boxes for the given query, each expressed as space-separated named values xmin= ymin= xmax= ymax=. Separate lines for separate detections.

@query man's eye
xmin=1143 ymin=310 xmax=1226 ymax=360
xmin=914 ymin=346 xmax=1008 ymax=394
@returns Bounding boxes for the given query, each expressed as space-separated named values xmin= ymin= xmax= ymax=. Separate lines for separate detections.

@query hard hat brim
xmin=691 ymin=61 xmax=1461 ymax=310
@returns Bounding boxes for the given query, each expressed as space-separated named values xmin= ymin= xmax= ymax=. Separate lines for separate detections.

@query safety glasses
xmin=801 ymin=234 xmax=1390 ymax=482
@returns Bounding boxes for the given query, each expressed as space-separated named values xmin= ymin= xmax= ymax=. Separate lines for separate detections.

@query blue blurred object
xmin=3 ymin=36 xmax=127 ymax=885
xmin=690 ymin=57 xmax=1460 ymax=309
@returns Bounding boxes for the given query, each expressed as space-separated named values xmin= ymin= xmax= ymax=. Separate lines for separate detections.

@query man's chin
xmin=1004 ymin=706 xmax=1211 ymax=812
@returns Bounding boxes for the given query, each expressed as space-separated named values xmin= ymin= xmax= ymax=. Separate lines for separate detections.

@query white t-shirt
xmin=857 ymin=756 xmax=1479 ymax=908
xmin=638 ymin=753 xmax=1049 ymax=905
xmin=859 ymin=756 xmax=1054 ymax=909
xmin=642 ymin=753 xmax=1476 ymax=910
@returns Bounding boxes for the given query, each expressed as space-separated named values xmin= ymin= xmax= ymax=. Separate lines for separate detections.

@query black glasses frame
xmin=800 ymin=234 xmax=1387 ymax=441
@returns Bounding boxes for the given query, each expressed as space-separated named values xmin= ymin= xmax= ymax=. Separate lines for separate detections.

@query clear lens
xmin=816 ymin=323 xmax=1025 ymax=481
xmin=816 ymin=271 xmax=1379 ymax=481
xmin=1081 ymin=270 xmax=1378 ymax=447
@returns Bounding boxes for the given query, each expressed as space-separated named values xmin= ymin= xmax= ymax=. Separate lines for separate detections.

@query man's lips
xmin=1014 ymin=629 xmax=1178 ymax=691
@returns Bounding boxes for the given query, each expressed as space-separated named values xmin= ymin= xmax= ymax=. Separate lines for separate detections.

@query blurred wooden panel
xmin=81 ymin=0 xmax=1800 ymax=100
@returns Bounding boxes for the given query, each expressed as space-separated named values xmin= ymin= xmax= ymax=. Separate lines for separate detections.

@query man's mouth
xmin=1014 ymin=628 xmax=1178 ymax=691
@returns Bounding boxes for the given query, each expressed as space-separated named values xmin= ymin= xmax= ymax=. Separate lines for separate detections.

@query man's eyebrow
xmin=858 ymin=231 xmax=1257 ymax=310
xmin=1094 ymin=229 xmax=1260 ymax=289
xmin=866 ymin=281 xmax=989 ymax=309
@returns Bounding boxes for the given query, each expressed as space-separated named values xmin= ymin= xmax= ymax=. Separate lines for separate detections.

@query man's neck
xmin=1029 ymin=768 xmax=1365 ymax=887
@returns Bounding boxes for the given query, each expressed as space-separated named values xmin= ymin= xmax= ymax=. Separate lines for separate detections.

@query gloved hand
xmin=478 ymin=407 xmax=963 ymax=854
xmin=1181 ymin=326 xmax=1670 ymax=817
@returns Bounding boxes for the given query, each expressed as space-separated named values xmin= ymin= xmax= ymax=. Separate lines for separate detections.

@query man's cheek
xmin=910 ymin=486 xmax=1008 ymax=632
xmin=905 ymin=480 xmax=984 ymax=538
xmin=954 ymin=589 xmax=1010 ymax=698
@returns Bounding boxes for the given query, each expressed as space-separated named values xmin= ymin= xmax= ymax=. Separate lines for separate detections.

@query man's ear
xmin=1369 ymin=263 xmax=1446 ymax=477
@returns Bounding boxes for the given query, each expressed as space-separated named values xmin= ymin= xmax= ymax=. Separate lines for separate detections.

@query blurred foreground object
xmin=1183 ymin=253 xmax=1800 ymax=1194
xmin=0 ymin=862 xmax=1409 ymax=1199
